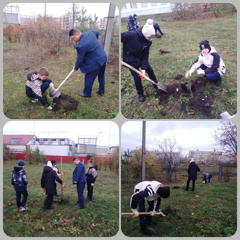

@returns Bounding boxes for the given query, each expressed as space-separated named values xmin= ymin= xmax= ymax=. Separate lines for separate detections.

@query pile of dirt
xmin=52 ymin=93 xmax=79 ymax=112
xmin=155 ymin=78 xmax=213 ymax=117
xmin=159 ymin=49 xmax=171 ymax=54
xmin=162 ymin=206 xmax=176 ymax=216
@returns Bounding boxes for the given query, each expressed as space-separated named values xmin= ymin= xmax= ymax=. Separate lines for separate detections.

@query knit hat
xmin=190 ymin=159 xmax=195 ymax=163
xmin=142 ymin=19 xmax=155 ymax=38
xmin=133 ymin=14 xmax=137 ymax=18
xmin=47 ymin=161 xmax=53 ymax=168
xmin=199 ymin=40 xmax=211 ymax=52
xmin=18 ymin=160 xmax=25 ymax=166
xmin=157 ymin=186 xmax=170 ymax=198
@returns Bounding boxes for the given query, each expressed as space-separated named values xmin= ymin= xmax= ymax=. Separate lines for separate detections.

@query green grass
xmin=121 ymin=14 xmax=237 ymax=119
xmin=121 ymin=181 xmax=237 ymax=237
xmin=3 ymin=38 xmax=119 ymax=119
xmin=3 ymin=160 xmax=119 ymax=237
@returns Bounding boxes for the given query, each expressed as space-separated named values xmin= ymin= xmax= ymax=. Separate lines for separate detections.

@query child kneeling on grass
xmin=41 ymin=161 xmax=63 ymax=210
xmin=11 ymin=160 xmax=28 ymax=211
xmin=86 ymin=160 xmax=97 ymax=203
xmin=185 ymin=40 xmax=226 ymax=86
xmin=25 ymin=67 xmax=54 ymax=110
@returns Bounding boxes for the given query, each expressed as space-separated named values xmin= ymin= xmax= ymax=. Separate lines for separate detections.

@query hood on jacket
xmin=190 ymin=162 xmax=197 ymax=167
xmin=14 ymin=166 xmax=23 ymax=172
xmin=43 ymin=166 xmax=53 ymax=174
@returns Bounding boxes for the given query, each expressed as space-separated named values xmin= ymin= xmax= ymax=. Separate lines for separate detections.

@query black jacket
xmin=121 ymin=27 xmax=152 ymax=70
xmin=11 ymin=166 xmax=28 ymax=192
xmin=187 ymin=162 xmax=200 ymax=180
xmin=41 ymin=166 xmax=62 ymax=195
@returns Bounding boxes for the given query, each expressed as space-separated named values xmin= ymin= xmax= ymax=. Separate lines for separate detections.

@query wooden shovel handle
xmin=121 ymin=61 xmax=157 ymax=85
xmin=121 ymin=212 xmax=162 ymax=215
xmin=56 ymin=69 xmax=75 ymax=91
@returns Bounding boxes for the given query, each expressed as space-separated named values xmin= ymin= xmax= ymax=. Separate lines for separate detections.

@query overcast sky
xmin=6 ymin=3 xmax=118 ymax=19
xmin=121 ymin=121 xmax=226 ymax=156
xmin=3 ymin=121 xmax=119 ymax=147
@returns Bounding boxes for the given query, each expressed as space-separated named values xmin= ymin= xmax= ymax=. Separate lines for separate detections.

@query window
xmin=11 ymin=138 xmax=20 ymax=144
xmin=141 ymin=3 xmax=148 ymax=8
xmin=122 ymin=4 xmax=127 ymax=10
xmin=151 ymin=3 xmax=158 ymax=7
xmin=130 ymin=3 xmax=138 ymax=9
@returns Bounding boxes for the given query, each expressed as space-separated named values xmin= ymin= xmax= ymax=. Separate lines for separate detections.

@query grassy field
xmin=3 ymin=160 xmax=119 ymax=237
xmin=3 ymin=37 xmax=119 ymax=119
xmin=121 ymin=178 xmax=237 ymax=237
xmin=121 ymin=14 xmax=237 ymax=119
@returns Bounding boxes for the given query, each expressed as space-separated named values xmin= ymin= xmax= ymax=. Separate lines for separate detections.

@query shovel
xmin=121 ymin=61 xmax=168 ymax=93
xmin=50 ymin=69 xmax=75 ymax=98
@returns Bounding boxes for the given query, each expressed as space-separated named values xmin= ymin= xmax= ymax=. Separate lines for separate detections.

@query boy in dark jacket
xmin=185 ymin=159 xmax=200 ymax=191
xmin=11 ymin=160 xmax=28 ymax=211
xmin=26 ymin=67 xmax=54 ymax=110
xmin=41 ymin=161 xmax=63 ymax=209
xmin=69 ymin=28 xmax=107 ymax=97
xmin=121 ymin=19 xmax=158 ymax=102
xmin=86 ymin=160 xmax=97 ymax=203
xmin=128 ymin=15 xmax=139 ymax=31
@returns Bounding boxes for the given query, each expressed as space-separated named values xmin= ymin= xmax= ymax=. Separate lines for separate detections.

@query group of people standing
xmin=11 ymin=158 xmax=97 ymax=211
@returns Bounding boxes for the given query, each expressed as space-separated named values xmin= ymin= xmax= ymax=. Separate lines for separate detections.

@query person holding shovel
xmin=72 ymin=157 xmax=87 ymax=209
xmin=185 ymin=159 xmax=200 ymax=192
xmin=130 ymin=181 xmax=170 ymax=236
xmin=51 ymin=160 xmax=62 ymax=197
xmin=185 ymin=40 xmax=226 ymax=86
xmin=41 ymin=161 xmax=63 ymax=210
xmin=69 ymin=28 xmax=107 ymax=98
xmin=121 ymin=19 xmax=159 ymax=102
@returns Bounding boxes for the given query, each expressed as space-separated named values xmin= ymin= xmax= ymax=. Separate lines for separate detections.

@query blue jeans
xmin=16 ymin=190 xmax=28 ymax=208
xmin=84 ymin=62 xmax=106 ymax=96
xmin=77 ymin=183 xmax=86 ymax=208
xmin=139 ymin=199 xmax=154 ymax=226
xmin=199 ymin=64 xmax=221 ymax=82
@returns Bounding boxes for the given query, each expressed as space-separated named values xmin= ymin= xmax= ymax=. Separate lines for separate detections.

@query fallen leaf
xmin=42 ymin=226 xmax=45 ymax=231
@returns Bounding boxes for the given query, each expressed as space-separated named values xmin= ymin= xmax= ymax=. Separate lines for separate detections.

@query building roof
xmin=3 ymin=135 xmax=35 ymax=145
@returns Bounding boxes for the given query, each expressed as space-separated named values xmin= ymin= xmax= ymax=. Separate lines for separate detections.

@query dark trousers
xmin=139 ymin=199 xmax=154 ymax=227
xmin=155 ymin=26 xmax=164 ymax=37
xmin=16 ymin=190 xmax=28 ymax=208
xmin=87 ymin=183 xmax=93 ymax=201
xmin=186 ymin=177 xmax=195 ymax=191
xmin=199 ymin=64 xmax=221 ymax=81
xmin=44 ymin=193 xmax=54 ymax=208
xmin=26 ymin=82 xmax=50 ymax=106
xmin=129 ymin=63 xmax=157 ymax=95
xmin=77 ymin=183 xmax=86 ymax=208
xmin=203 ymin=177 xmax=211 ymax=183
xmin=84 ymin=62 xmax=106 ymax=96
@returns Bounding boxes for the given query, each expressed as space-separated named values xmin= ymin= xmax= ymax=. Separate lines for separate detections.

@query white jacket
xmin=189 ymin=46 xmax=226 ymax=75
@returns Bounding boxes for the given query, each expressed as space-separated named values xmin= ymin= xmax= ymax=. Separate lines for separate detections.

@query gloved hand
xmin=185 ymin=71 xmax=192 ymax=79
xmin=139 ymin=70 xmax=145 ymax=80
xmin=149 ymin=210 xmax=156 ymax=216
xmin=91 ymin=183 xmax=94 ymax=187
xmin=131 ymin=209 xmax=139 ymax=218
xmin=13 ymin=186 xmax=15 ymax=189
xmin=197 ymin=69 xmax=205 ymax=75
xmin=61 ymin=184 xmax=64 ymax=188
xmin=49 ymin=82 xmax=54 ymax=90
xmin=42 ymin=188 xmax=46 ymax=193
xmin=48 ymin=106 xmax=53 ymax=110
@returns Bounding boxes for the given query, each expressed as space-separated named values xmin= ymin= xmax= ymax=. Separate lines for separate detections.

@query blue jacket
xmin=74 ymin=29 xmax=107 ymax=74
xmin=72 ymin=162 xmax=87 ymax=184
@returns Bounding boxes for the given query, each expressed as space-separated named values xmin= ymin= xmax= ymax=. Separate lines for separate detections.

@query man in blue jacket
xmin=72 ymin=157 xmax=87 ymax=209
xmin=69 ymin=28 xmax=108 ymax=97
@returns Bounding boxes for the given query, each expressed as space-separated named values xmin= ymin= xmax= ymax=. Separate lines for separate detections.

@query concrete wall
xmin=30 ymin=145 xmax=69 ymax=156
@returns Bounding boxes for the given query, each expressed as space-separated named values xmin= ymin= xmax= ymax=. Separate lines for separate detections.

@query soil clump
xmin=52 ymin=93 xmax=79 ymax=112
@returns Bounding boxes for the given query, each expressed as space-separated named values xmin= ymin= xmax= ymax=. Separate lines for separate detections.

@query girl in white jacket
xmin=186 ymin=40 xmax=226 ymax=86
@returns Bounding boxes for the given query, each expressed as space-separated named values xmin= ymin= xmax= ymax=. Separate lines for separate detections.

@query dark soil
xmin=52 ymin=93 xmax=79 ymax=112
xmin=162 ymin=205 xmax=177 ymax=216
xmin=159 ymin=49 xmax=171 ymax=54
xmin=156 ymin=78 xmax=213 ymax=117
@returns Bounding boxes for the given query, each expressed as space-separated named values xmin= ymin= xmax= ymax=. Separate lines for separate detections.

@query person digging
xmin=121 ymin=19 xmax=159 ymax=102
xmin=130 ymin=181 xmax=170 ymax=236
xmin=185 ymin=40 xmax=226 ymax=86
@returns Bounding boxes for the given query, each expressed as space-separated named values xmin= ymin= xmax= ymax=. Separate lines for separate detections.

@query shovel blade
xmin=157 ymin=82 xmax=168 ymax=93
xmin=50 ymin=88 xmax=61 ymax=98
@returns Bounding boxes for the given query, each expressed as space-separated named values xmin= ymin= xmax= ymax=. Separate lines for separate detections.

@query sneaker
xmin=46 ymin=206 xmax=54 ymax=210
xmin=96 ymin=91 xmax=104 ymax=95
xmin=31 ymin=98 xmax=38 ymax=103
xmin=87 ymin=199 xmax=92 ymax=204
xmin=19 ymin=206 xmax=27 ymax=211
xmin=138 ymin=94 xmax=145 ymax=102
xmin=47 ymin=106 xmax=53 ymax=110
xmin=75 ymin=206 xmax=85 ymax=209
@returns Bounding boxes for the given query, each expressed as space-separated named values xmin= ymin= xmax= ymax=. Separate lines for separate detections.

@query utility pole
xmin=44 ymin=3 xmax=46 ymax=22
xmin=142 ymin=121 xmax=146 ymax=181
xmin=103 ymin=3 xmax=116 ymax=56
xmin=72 ymin=3 xmax=75 ymax=28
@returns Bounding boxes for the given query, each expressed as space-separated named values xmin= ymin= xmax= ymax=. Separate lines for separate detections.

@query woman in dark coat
xmin=121 ymin=19 xmax=158 ymax=102
xmin=185 ymin=159 xmax=200 ymax=192
xmin=41 ymin=161 xmax=63 ymax=209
